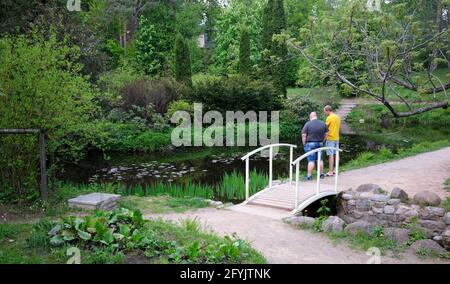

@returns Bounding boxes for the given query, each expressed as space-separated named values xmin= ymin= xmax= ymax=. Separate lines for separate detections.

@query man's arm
xmin=301 ymin=123 xmax=308 ymax=145
xmin=302 ymin=133 xmax=307 ymax=145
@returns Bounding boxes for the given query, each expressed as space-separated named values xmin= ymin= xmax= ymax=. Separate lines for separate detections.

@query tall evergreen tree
xmin=260 ymin=0 xmax=288 ymax=97
xmin=174 ymin=33 xmax=192 ymax=87
xmin=239 ymin=28 xmax=252 ymax=75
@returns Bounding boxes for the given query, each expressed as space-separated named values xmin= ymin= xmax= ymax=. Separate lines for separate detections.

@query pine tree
xmin=174 ymin=33 xmax=192 ymax=87
xmin=239 ymin=28 xmax=252 ymax=76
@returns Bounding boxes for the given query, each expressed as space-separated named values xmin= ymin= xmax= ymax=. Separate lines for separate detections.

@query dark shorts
xmin=304 ymin=142 xmax=323 ymax=162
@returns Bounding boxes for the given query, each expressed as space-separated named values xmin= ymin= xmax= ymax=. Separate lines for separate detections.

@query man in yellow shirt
xmin=324 ymin=105 xmax=340 ymax=176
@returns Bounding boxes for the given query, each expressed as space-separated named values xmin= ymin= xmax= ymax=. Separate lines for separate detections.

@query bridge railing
xmin=291 ymin=146 xmax=343 ymax=208
xmin=241 ymin=143 xmax=297 ymax=203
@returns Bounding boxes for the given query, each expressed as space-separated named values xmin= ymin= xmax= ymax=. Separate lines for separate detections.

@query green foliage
xmin=313 ymin=216 xmax=326 ymax=232
xmin=174 ymin=33 xmax=193 ymax=86
xmin=135 ymin=16 xmax=166 ymax=76
xmin=260 ymin=0 xmax=288 ymax=96
xmin=239 ymin=28 xmax=252 ymax=75
xmin=316 ymin=199 xmax=331 ymax=217
xmin=343 ymin=140 xmax=450 ymax=171
xmin=0 ymin=29 xmax=97 ymax=202
xmin=166 ymin=100 xmax=194 ymax=120
xmin=48 ymin=207 xmax=144 ymax=250
xmin=191 ymin=75 xmax=282 ymax=113
xmin=403 ymin=217 xmax=427 ymax=246
xmin=217 ymin=170 xmax=269 ymax=201
xmin=279 ymin=95 xmax=322 ymax=139
xmin=213 ymin=0 xmax=264 ymax=74
xmin=442 ymin=197 xmax=450 ymax=212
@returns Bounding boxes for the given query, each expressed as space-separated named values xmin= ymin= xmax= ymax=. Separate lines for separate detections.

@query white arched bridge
xmin=240 ymin=143 xmax=343 ymax=215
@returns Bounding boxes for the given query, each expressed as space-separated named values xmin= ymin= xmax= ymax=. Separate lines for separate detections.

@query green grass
xmin=217 ymin=170 xmax=268 ymax=201
xmin=287 ymin=86 xmax=342 ymax=105
xmin=444 ymin=178 xmax=450 ymax=192
xmin=441 ymin=197 xmax=450 ymax=212
xmin=120 ymin=195 xmax=210 ymax=214
xmin=342 ymin=140 xmax=450 ymax=171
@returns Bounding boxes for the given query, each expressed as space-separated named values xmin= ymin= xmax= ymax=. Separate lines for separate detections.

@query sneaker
xmin=304 ymin=175 xmax=312 ymax=181
xmin=320 ymin=173 xmax=325 ymax=179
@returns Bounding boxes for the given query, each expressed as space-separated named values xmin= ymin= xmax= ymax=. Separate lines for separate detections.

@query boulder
xmin=387 ymin=199 xmax=401 ymax=206
xmin=409 ymin=239 xmax=446 ymax=255
xmin=356 ymin=184 xmax=382 ymax=193
xmin=419 ymin=206 xmax=446 ymax=220
xmin=444 ymin=212 xmax=450 ymax=225
xmin=283 ymin=216 xmax=315 ymax=228
xmin=390 ymin=187 xmax=409 ymax=202
xmin=383 ymin=227 xmax=410 ymax=244
xmin=344 ymin=221 xmax=375 ymax=235
xmin=383 ymin=205 xmax=396 ymax=214
xmin=369 ymin=194 xmax=390 ymax=202
xmin=321 ymin=216 xmax=345 ymax=232
xmin=418 ymin=220 xmax=446 ymax=233
xmin=413 ymin=191 xmax=441 ymax=206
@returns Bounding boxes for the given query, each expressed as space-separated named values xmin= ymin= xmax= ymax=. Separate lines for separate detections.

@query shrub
xmin=280 ymin=96 xmax=322 ymax=139
xmin=120 ymin=78 xmax=179 ymax=115
xmin=166 ymin=100 xmax=194 ymax=120
xmin=190 ymin=75 xmax=282 ymax=113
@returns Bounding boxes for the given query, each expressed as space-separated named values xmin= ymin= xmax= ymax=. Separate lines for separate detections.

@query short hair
xmin=309 ymin=112 xmax=317 ymax=119
xmin=324 ymin=105 xmax=333 ymax=112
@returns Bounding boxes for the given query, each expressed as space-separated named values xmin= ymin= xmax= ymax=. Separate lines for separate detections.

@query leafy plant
xmin=316 ymin=199 xmax=331 ymax=217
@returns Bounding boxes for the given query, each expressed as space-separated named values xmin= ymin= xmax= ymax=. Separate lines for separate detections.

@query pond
xmin=59 ymin=127 xmax=424 ymax=188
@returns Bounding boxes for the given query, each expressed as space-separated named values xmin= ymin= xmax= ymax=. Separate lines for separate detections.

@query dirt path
xmin=144 ymin=148 xmax=450 ymax=264
xmin=146 ymin=208 xmax=449 ymax=264
xmin=335 ymin=147 xmax=450 ymax=198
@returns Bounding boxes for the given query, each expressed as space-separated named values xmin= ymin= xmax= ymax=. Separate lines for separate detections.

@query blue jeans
xmin=304 ymin=142 xmax=323 ymax=162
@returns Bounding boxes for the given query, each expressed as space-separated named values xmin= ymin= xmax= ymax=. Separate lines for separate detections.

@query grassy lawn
xmin=287 ymin=86 xmax=342 ymax=105
xmin=120 ymin=195 xmax=210 ymax=214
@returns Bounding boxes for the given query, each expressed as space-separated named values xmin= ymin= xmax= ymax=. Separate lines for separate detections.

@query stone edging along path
xmin=144 ymin=147 xmax=450 ymax=263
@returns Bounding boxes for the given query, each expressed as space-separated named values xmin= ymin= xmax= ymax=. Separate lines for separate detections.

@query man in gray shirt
xmin=301 ymin=112 xmax=328 ymax=180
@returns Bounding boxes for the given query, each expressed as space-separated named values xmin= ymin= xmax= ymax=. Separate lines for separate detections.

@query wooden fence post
xmin=39 ymin=131 xmax=48 ymax=202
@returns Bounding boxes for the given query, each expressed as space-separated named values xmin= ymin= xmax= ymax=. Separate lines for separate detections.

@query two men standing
xmin=301 ymin=105 xmax=340 ymax=180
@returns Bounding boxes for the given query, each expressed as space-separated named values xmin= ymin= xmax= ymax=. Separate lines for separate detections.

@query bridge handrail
xmin=241 ymin=143 xmax=297 ymax=203
xmin=291 ymin=146 xmax=342 ymax=165
xmin=292 ymin=146 xmax=343 ymax=211
xmin=241 ymin=143 xmax=297 ymax=161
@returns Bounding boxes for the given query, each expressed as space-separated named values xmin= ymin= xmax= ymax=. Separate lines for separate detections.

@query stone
xmin=321 ymin=216 xmax=345 ymax=232
xmin=68 ymin=193 xmax=121 ymax=210
xmin=387 ymin=199 xmax=401 ymax=206
xmin=413 ymin=191 xmax=441 ymax=206
xmin=409 ymin=239 xmax=446 ymax=255
xmin=383 ymin=227 xmax=410 ymax=244
xmin=344 ymin=221 xmax=375 ymax=235
xmin=419 ymin=206 xmax=446 ymax=220
xmin=372 ymin=207 xmax=383 ymax=214
xmin=390 ymin=187 xmax=409 ymax=202
xmin=342 ymin=194 xmax=354 ymax=200
xmin=207 ymin=200 xmax=223 ymax=207
xmin=444 ymin=212 xmax=450 ymax=225
xmin=419 ymin=220 xmax=446 ymax=233
xmin=352 ymin=211 xmax=365 ymax=219
xmin=369 ymin=194 xmax=390 ymax=202
xmin=283 ymin=216 xmax=315 ymax=228
xmin=383 ymin=205 xmax=395 ymax=214
xmin=348 ymin=199 xmax=356 ymax=206
xmin=356 ymin=184 xmax=381 ymax=193
xmin=433 ymin=236 xmax=443 ymax=242
xmin=356 ymin=198 xmax=370 ymax=211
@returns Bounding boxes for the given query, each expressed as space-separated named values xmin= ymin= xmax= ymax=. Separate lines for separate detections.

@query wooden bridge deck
xmin=246 ymin=181 xmax=338 ymax=211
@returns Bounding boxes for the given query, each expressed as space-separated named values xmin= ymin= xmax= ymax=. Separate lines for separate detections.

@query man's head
xmin=309 ymin=112 xmax=318 ymax=121
xmin=324 ymin=105 xmax=333 ymax=116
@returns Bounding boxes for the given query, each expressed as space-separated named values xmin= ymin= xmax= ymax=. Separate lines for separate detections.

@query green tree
xmin=260 ymin=0 xmax=288 ymax=97
xmin=0 ymin=30 xmax=97 ymax=201
xmin=213 ymin=0 xmax=265 ymax=74
xmin=135 ymin=16 xmax=166 ymax=76
xmin=174 ymin=33 xmax=192 ymax=87
xmin=239 ymin=28 xmax=252 ymax=75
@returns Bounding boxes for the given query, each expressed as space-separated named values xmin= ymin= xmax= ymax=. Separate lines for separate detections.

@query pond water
xmin=59 ymin=129 xmax=417 ymax=187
